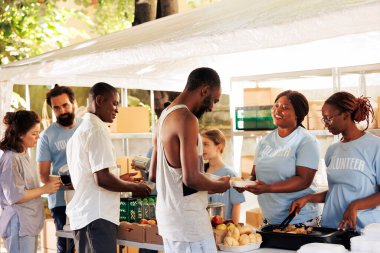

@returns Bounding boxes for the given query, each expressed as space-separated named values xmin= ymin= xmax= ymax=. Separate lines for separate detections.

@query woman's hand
xmin=289 ymin=196 xmax=309 ymax=215
xmin=43 ymin=180 xmax=61 ymax=194
xmin=339 ymin=202 xmax=358 ymax=231
xmin=245 ymin=180 xmax=270 ymax=195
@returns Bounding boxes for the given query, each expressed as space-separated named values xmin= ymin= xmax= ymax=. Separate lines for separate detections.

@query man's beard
xmin=194 ymin=95 xmax=212 ymax=119
xmin=57 ymin=112 xmax=75 ymax=126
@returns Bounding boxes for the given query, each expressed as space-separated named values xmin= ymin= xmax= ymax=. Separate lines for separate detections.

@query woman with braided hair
xmin=290 ymin=91 xmax=380 ymax=231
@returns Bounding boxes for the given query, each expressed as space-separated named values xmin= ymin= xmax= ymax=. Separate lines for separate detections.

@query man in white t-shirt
xmin=66 ymin=82 xmax=151 ymax=253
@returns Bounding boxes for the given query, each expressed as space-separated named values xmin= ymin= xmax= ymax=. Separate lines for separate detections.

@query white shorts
xmin=163 ymin=237 xmax=217 ymax=253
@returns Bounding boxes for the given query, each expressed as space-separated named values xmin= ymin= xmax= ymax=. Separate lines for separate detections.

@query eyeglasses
xmin=321 ymin=113 xmax=341 ymax=125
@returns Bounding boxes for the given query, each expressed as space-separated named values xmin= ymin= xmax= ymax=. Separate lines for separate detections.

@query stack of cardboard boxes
xmin=117 ymin=222 xmax=163 ymax=252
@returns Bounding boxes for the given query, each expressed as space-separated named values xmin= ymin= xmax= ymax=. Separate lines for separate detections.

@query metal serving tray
xmin=257 ymin=224 xmax=359 ymax=250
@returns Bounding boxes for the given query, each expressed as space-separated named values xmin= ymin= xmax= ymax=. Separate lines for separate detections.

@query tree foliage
xmin=0 ymin=0 xmax=135 ymax=65
xmin=0 ymin=0 xmax=91 ymax=65
xmin=74 ymin=0 xmax=135 ymax=35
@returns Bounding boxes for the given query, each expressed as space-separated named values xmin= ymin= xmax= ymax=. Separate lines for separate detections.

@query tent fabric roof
xmin=1 ymin=0 xmax=380 ymax=92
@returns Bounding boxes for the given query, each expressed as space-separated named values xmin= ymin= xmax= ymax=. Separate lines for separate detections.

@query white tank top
xmin=155 ymin=104 xmax=213 ymax=242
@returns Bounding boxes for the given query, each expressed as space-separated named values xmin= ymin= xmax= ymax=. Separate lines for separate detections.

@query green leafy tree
xmin=75 ymin=0 xmax=135 ymax=35
xmin=0 ymin=0 xmax=91 ymax=65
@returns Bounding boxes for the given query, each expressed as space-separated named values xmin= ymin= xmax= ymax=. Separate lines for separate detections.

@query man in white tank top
xmin=149 ymin=68 xmax=231 ymax=253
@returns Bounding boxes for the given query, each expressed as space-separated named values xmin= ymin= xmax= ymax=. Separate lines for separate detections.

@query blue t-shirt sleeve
xmin=230 ymin=187 xmax=246 ymax=204
xmin=253 ymin=139 xmax=262 ymax=166
xmin=36 ymin=132 xmax=51 ymax=162
xmin=296 ymin=138 xmax=320 ymax=170
xmin=222 ymin=168 xmax=246 ymax=204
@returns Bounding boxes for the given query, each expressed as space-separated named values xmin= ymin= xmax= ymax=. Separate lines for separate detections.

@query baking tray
xmin=257 ymin=224 xmax=359 ymax=250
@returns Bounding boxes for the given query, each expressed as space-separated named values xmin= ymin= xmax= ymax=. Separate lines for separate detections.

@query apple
xmin=140 ymin=219 xmax=149 ymax=224
xmin=211 ymin=215 xmax=224 ymax=227
xmin=216 ymin=224 xmax=227 ymax=231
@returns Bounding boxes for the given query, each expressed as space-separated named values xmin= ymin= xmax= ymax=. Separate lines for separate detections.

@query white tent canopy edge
xmin=1 ymin=0 xmax=380 ymax=93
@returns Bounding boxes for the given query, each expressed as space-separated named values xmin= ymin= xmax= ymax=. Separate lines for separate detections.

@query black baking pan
xmin=257 ymin=224 xmax=359 ymax=250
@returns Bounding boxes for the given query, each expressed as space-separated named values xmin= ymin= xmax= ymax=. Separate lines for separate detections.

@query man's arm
xmin=148 ymin=128 xmax=158 ymax=182
xmin=94 ymin=168 xmax=151 ymax=198
xmin=180 ymin=114 xmax=230 ymax=193
xmin=38 ymin=161 xmax=51 ymax=183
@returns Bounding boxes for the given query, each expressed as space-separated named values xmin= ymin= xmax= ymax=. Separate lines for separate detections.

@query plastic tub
xmin=297 ymin=243 xmax=347 ymax=253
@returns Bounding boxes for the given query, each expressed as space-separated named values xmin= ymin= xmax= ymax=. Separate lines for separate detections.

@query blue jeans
xmin=2 ymin=215 xmax=37 ymax=253
xmin=51 ymin=206 xmax=74 ymax=253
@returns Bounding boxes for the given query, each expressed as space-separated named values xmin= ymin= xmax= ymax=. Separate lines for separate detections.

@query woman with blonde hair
xmin=202 ymin=129 xmax=245 ymax=223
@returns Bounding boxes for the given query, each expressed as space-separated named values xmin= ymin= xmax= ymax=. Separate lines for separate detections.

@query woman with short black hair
xmin=242 ymin=90 xmax=321 ymax=226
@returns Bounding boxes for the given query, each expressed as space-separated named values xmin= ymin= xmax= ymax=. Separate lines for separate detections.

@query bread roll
xmin=248 ymin=233 xmax=257 ymax=243
xmin=224 ymin=236 xmax=239 ymax=246
xmin=239 ymin=234 xmax=250 ymax=245
xmin=238 ymin=225 xmax=253 ymax=235
xmin=227 ymin=226 xmax=240 ymax=241
xmin=248 ymin=232 xmax=262 ymax=243
xmin=255 ymin=233 xmax=262 ymax=243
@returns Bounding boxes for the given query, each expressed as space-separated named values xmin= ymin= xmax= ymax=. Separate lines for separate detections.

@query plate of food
xmin=229 ymin=177 xmax=256 ymax=188
xmin=219 ymin=224 xmax=262 ymax=252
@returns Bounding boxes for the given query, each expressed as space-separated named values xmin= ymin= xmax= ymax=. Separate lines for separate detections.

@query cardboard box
xmin=243 ymin=88 xmax=283 ymax=107
xmin=145 ymin=225 xmax=163 ymax=245
xmin=110 ymin=107 xmax=150 ymax=133
xmin=240 ymin=156 xmax=254 ymax=179
xmin=117 ymin=222 xmax=147 ymax=243
xmin=43 ymin=218 xmax=57 ymax=250
xmin=307 ymin=100 xmax=324 ymax=130
xmin=117 ymin=156 xmax=131 ymax=175
xmin=246 ymin=208 xmax=263 ymax=229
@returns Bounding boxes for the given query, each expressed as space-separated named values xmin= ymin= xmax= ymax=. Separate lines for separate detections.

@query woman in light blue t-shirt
xmin=291 ymin=91 xmax=380 ymax=231
xmin=242 ymin=90 xmax=321 ymax=226
xmin=202 ymin=129 xmax=245 ymax=223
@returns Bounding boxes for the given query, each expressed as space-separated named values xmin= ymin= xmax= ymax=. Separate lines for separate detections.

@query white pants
xmin=163 ymin=237 xmax=217 ymax=253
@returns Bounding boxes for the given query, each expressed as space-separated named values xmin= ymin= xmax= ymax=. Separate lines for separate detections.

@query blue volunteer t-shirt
xmin=208 ymin=166 xmax=246 ymax=220
xmin=322 ymin=132 xmax=380 ymax=231
xmin=36 ymin=119 xmax=82 ymax=209
xmin=254 ymin=126 xmax=321 ymax=224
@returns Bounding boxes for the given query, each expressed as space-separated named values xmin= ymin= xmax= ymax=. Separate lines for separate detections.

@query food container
xmin=297 ymin=243 xmax=347 ymax=253
xmin=230 ymin=180 xmax=256 ymax=188
xmin=257 ymin=224 xmax=359 ymax=250
xmin=361 ymin=223 xmax=380 ymax=240
xmin=207 ymin=202 xmax=225 ymax=218
xmin=132 ymin=156 xmax=150 ymax=171
xmin=350 ymin=235 xmax=380 ymax=252
xmin=218 ymin=242 xmax=261 ymax=252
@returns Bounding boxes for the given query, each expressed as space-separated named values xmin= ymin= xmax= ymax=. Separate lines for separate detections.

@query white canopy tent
xmin=1 ymin=0 xmax=380 ymax=94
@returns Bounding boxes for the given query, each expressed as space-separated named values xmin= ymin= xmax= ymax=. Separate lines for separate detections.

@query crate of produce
xmin=235 ymin=106 xmax=277 ymax=130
